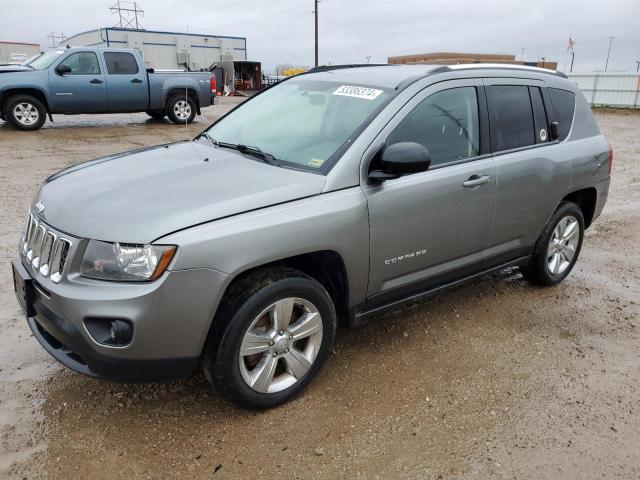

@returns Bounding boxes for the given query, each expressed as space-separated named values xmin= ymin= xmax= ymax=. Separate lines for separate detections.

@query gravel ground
xmin=0 ymin=102 xmax=638 ymax=480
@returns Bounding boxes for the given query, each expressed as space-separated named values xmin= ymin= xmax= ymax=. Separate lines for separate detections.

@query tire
xmin=166 ymin=94 xmax=196 ymax=124
xmin=146 ymin=110 xmax=166 ymax=120
xmin=203 ymin=267 xmax=337 ymax=410
xmin=520 ymin=201 xmax=585 ymax=286
xmin=3 ymin=94 xmax=47 ymax=131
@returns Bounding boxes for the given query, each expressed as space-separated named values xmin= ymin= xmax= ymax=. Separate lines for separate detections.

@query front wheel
xmin=204 ymin=268 xmax=336 ymax=410
xmin=166 ymin=95 xmax=196 ymax=124
xmin=520 ymin=201 xmax=585 ymax=286
xmin=3 ymin=95 xmax=47 ymax=131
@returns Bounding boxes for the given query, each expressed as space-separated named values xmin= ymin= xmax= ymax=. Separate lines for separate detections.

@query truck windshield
xmin=205 ymin=77 xmax=391 ymax=172
xmin=28 ymin=50 xmax=66 ymax=70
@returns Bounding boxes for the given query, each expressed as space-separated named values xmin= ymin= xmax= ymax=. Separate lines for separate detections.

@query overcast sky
xmin=3 ymin=0 xmax=639 ymax=73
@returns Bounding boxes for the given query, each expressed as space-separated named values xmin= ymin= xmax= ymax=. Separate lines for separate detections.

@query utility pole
xmin=314 ymin=0 xmax=319 ymax=67
xmin=635 ymin=61 xmax=639 ymax=73
xmin=47 ymin=32 xmax=66 ymax=48
xmin=604 ymin=36 xmax=614 ymax=72
xmin=541 ymin=57 xmax=546 ymax=68
xmin=570 ymin=51 xmax=575 ymax=73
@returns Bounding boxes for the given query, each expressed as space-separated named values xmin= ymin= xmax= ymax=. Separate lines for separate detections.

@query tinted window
xmin=387 ymin=87 xmax=480 ymax=167
xmin=104 ymin=52 xmax=139 ymax=75
xmin=529 ymin=87 xmax=549 ymax=144
xmin=549 ymin=88 xmax=576 ymax=141
xmin=489 ymin=85 xmax=534 ymax=151
xmin=62 ymin=52 xmax=100 ymax=75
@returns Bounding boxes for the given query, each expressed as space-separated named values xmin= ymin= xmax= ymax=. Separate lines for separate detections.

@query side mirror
xmin=549 ymin=121 xmax=560 ymax=140
xmin=55 ymin=64 xmax=71 ymax=75
xmin=369 ymin=142 xmax=431 ymax=182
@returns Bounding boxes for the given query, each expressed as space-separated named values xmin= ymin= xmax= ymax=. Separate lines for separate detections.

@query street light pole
xmin=636 ymin=61 xmax=640 ymax=73
xmin=314 ymin=0 xmax=319 ymax=67
xmin=604 ymin=36 xmax=614 ymax=72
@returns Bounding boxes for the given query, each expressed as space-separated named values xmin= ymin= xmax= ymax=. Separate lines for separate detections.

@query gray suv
xmin=12 ymin=64 xmax=611 ymax=409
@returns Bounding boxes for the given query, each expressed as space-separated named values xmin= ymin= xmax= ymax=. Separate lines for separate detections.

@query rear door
xmin=103 ymin=51 xmax=149 ymax=112
xmin=484 ymin=79 xmax=571 ymax=263
xmin=48 ymin=51 xmax=108 ymax=113
xmin=364 ymin=79 xmax=496 ymax=304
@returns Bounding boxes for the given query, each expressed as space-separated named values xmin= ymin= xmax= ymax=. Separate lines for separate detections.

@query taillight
xmin=210 ymin=75 xmax=217 ymax=94
xmin=608 ymin=142 xmax=613 ymax=175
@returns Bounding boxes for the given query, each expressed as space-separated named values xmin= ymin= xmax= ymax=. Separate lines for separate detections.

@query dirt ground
xmin=0 ymin=101 xmax=638 ymax=480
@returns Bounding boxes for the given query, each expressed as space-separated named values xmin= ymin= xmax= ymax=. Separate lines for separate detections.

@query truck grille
xmin=21 ymin=213 xmax=72 ymax=283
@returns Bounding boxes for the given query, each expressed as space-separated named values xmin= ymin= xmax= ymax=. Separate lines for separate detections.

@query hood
xmin=35 ymin=141 xmax=326 ymax=243
xmin=0 ymin=65 xmax=33 ymax=73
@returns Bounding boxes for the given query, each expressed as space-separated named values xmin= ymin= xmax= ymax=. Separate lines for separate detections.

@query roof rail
xmin=439 ymin=63 xmax=568 ymax=78
xmin=306 ymin=63 xmax=391 ymax=73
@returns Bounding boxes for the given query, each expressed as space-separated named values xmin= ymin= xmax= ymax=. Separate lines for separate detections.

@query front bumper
xmin=13 ymin=257 xmax=230 ymax=382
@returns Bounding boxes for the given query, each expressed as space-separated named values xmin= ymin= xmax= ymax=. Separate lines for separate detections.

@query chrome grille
xmin=21 ymin=213 xmax=72 ymax=283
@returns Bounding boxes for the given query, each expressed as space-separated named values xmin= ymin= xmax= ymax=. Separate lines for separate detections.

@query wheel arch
xmin=0 ymin=88 xmax=50 ymax=113
xmin=203 ymin=250 xmax=350 ymax=356
xmin=562 ymin=187 xmax=597 ymax=228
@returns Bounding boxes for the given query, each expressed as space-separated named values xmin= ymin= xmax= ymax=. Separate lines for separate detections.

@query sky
xmin=2 ymin=0 xmax=639 ymax=74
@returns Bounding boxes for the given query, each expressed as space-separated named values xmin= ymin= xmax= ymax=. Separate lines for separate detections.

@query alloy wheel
xmin=13 ymin=102 xmax=39 ymax=126
xmin=173 ymin=100 xmax=191 ymax=120
xmin=239 ymin=297 xmax=323 ymax=394
xmin=547 ymin=215 xmax=580 ymax=275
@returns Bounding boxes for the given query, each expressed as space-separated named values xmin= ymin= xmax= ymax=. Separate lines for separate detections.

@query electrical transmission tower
xmin=47 ymin=32 xmax=67 ymax=48
xmin=110 ymin=1 xmax=144 ymax=29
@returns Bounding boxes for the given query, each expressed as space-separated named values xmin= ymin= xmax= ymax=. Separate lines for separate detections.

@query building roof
xmin=0 ymin=40 xmax=40 ymax=46
xmin=65 ymin=27 xmax=246 ymax=43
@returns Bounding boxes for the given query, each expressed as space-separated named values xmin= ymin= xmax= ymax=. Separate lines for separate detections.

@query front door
xmin=48 ymin=51 xmax=108 ymax=113
xmin=103 ymin=51 xmax=149 ymax=112
xmin=364 ymin=79 xmax=495 ymax=305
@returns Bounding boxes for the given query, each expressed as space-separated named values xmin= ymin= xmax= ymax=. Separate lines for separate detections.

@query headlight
xmin=80 ymin=240 xmax=176 ymax=281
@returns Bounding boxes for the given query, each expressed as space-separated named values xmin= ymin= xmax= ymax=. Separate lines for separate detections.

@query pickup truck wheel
xmin=520 ymin=201 xmax=584 ymax=286
xmin=146 ymin=110 xmax=166 ymax=120
xmin=166 ymin=95 xmax=196 ymax=124
xmin=204 ymin=268 xmax=336 ymax=410
xmin=4 ymin=95 xmax=46 ymax=131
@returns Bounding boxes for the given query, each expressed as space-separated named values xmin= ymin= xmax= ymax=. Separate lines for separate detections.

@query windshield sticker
xmin=333 ymin=85 xmax=383 ymax=100
xmin=308 ymin=158 xmax=325 ymax=167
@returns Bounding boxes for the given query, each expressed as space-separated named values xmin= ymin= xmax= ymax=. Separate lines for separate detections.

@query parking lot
xmin=0 ymin=102 xmax=638 ymax=479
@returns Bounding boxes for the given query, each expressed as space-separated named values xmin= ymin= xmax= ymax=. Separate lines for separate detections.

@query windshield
xmin=205 ymin=77 xmax=391 ymax=172
xmin=28 ymin=50 xmax=66 ymax=70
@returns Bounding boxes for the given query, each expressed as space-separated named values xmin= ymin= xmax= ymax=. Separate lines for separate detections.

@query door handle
xmin=463 ymin=175 xmax=491 ymax=188
xmin=89 ymin=79 xmax=103 ymax=84
xmin=131 ymin=78 xmax=143 ymax=83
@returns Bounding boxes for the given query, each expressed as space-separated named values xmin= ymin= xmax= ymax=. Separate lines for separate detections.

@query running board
xmin=349 ymin=256 xmax=529 ymax=328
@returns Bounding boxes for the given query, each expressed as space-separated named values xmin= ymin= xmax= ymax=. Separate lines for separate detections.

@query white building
xmin=0 ymin=40 xmax=41 ymax=65
xmin=64 ymin=27 xmax=247 ymax=71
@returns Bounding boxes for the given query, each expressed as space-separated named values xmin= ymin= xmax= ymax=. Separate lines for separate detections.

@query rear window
xmin=488 ymin=85 xmax=535 ymax=151
xmin=104 ymin=52 xmax=139 ymax=75
xmin=549 ymin=88 xmax=576 ymax=141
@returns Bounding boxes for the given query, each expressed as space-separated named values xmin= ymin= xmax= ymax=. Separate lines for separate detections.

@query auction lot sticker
xmin=333 ymin=85 xmax=383 ymax=100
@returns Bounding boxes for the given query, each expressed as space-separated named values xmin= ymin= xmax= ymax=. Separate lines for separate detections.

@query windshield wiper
xmin=207 ymin=138 xmax=278 ymax=165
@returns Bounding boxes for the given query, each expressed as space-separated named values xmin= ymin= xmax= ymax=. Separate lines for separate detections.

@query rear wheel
xmin=4 ymin=95 xmax=47 ymax=131
xmin=145 ymin=110 xmax=166 ymax=120
xmin=520 ymin=201 xmax=584 ymax=286
xmin=203 ymin=268 xmax=336 ymax=410
xmin=166 ymin=95 xmax=196 ymax=124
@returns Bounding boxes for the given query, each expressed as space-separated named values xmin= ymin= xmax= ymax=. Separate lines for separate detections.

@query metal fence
xmin=567 ymin=73 xmax=640 ymax=109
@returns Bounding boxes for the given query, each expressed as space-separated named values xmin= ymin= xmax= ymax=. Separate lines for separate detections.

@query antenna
xmin=47 ymin=32 xmax=67 ymax=49
xmin=185 ymin=24 xmax=189 ymax=141
xmin=110 ymin=1 xmax=144 ymax=29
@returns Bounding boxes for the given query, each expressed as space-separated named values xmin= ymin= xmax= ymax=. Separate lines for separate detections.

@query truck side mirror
xmin=369 ymin=142 xmax=431 ymax=182
xmin=55 ymin=64 xmax=71 ymax=75
xmin=549 ymin=121 xmax=560 ymax=140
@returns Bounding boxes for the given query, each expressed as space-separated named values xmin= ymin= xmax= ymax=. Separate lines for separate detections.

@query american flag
xmin=567 ymin=36 xmax=576 ymax=51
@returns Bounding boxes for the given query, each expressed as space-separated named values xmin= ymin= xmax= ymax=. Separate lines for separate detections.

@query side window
xmin=387 ymin=87 xmax=480 ymax=167
xmin=61 ymin=52 xmax=101 ymax=75
xmin=529 ymin=86 xmax=549 ymax=144
xmin=488 ymin=85 xmax=534 ymax=151
xmin=104 ymin=52 xmax=139 ymax=75
xmin=549 ymin=88 xmax=576 ymax=141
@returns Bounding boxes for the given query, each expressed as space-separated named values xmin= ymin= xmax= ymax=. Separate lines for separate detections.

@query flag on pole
xmin=567 ymin=35 xmax=576 ymax=51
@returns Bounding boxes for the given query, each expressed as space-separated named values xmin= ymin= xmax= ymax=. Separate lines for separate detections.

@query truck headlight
xmin=80 ymin=240 xmax=176 ymax=281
